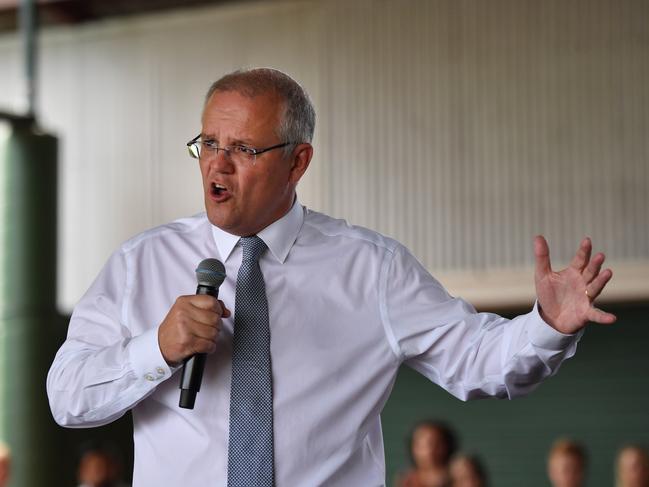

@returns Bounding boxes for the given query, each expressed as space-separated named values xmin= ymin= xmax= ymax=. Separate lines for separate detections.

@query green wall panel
xmin=0 ymin=122 xmax=61 ymax=487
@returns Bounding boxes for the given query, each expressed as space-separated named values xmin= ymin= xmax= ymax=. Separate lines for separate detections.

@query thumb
xmin=534 ymin=235 xmax=552 ymax=278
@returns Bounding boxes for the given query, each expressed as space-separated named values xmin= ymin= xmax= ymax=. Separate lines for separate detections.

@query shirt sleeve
xmin=381 ymin=243 xmax=583 ymax=401
xmin=46 ymin=248 xmax=175 ymax=428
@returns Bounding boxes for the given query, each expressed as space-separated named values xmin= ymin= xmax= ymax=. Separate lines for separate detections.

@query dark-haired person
xmin=397 ymin=421 xmax=457 ymax=487
xmin=0 ymin=442 xmax=10 ymax=487
xmin=76 ymin=443 xmax=127 ymax=487
xmin=47 ymin=68 xmax=616 ymax=486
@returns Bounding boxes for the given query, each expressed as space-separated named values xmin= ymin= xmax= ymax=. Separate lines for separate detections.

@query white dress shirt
xmin=47 ymin=201 xmax=581 ymax=487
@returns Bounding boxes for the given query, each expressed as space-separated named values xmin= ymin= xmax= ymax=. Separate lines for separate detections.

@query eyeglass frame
xmin=186 ymin=134 xmax=295 ymax=162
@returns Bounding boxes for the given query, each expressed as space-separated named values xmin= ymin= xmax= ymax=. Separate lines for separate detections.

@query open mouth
xmin=210 ymin=182 xmax=230 ymax=201
xmin=212 ymin=183 xmax=226 ymax=195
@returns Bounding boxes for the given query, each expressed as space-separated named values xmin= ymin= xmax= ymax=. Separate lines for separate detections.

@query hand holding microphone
xmin=157 ymin=259 xmax=228 ymax=409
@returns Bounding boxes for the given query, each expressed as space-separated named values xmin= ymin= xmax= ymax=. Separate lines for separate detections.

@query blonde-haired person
xmin=547 ymin=439 xmax=586 ymax=487
xmin=449 ymin=454 xmax=487 ymax=487
xmin=616 ymin=445 xmax=649 ymax=487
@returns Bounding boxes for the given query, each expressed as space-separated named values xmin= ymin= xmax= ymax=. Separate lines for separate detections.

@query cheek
xmin=199 ymin=163 xmax=210 ymax=185
xmin=247 ymin=170 xmax=286 ymax=197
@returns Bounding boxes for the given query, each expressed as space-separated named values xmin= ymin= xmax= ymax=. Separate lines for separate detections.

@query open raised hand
xmin=534 ymin=235 xmax=616 ymax=334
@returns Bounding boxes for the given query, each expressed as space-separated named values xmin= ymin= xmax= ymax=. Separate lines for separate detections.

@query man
xmin=47 ymin=68 xmax=615 ymax=486
xmin=547 ymin=439 xmax=587 ymax=487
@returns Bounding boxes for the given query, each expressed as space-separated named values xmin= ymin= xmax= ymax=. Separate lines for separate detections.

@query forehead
xmin=201 ymin=90 xmax=282 ymax=140
xmin=620 ymin=449 xmax=643 ymax=464
xmin=413 ymin=425 xmax=443 ymax=440
xmin=549 ymin=451 xmax=581 ymax=467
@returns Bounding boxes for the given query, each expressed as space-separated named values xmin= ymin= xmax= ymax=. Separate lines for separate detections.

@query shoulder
xmin=302 ymin=207 xmax=400 ymax=254
xmin=119 ymin=212 xmax=209 ymax=255
xmin=395 ymin=469 xmax=421 ymax=487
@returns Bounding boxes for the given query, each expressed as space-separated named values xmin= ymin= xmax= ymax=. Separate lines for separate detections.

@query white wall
xmin=0 ymin=0 xmax=647 ymax=312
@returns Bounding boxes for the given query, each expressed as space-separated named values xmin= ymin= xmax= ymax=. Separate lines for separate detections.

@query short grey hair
xmin=204 ymin=68 xmax=316 ymax=151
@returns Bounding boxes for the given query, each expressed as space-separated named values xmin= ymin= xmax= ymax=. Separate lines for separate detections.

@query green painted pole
xmin=0 ymin=117 xmax=59 ymax=486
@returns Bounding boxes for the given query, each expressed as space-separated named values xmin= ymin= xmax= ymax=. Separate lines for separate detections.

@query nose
xmin=207 ymin=147 xmax=235 ymax=173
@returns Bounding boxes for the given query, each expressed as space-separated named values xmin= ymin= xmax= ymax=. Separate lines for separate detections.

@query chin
xmin=206 ymin=209 xmax=230 ymax=230
xmin=206 ymin=212 xmax=247 ymax=236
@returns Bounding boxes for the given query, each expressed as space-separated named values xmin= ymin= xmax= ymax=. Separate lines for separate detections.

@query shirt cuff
xmin=127 ymin=326 xmax=175 ymax=384
xmin=527 ymin=301 xmax=584 ymax=350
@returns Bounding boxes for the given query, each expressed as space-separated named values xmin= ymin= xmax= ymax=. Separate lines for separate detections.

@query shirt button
xmin=156 ymin=367 xmax=165 ymax=375
xmin=144 ymin=373 xmax=155 ymax=381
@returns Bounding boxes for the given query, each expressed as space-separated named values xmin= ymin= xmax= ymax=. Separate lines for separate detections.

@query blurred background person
xmin=546 ymin=438 xmax=587 ymax=487
xmin=449 ymin=453 xmax=488 ymax=487
xmin=616 ymin=445 xmax=649 ymax=487
xmin=77 ymin=442 xmax=128 ymax=487
xmin=0 ymin=442 xmax=10 ymax=487
xmin=396 ymin=420 xmax=458 ymax=487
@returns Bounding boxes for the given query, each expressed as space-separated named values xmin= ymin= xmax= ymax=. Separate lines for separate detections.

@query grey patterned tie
xmin=227 ymin=236 xmax=274 ymax=487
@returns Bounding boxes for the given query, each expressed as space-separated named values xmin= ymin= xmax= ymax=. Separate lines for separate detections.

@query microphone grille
xmin=195 ymin=258 xmax=226 ymax=287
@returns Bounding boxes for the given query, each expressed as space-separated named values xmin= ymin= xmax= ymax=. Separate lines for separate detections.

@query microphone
xmin=179 ymin=258 xmax=226 ymax=409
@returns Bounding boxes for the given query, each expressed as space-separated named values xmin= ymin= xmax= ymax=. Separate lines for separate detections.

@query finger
xmin=534 ymin=235 xmax=552 ymax=277
xmin=586 ymin=268 xmax=613 ymax=299
xmin=192 ymin=296 xmax=230 ymax=318
xmin=570 ymin=236 xmax=592 ymax=271
xmin=587 ymin=306 xmax=617 ymax=324
xmin=189 ymin=321 xmax=220 ymax=342
xmin=582 ymin=252 xmax=605 ymax=283
xmin=159 ymin=317 xmax=217 ymax=365
xmin=173 ymin=294 xmax=217 ymax=312
xmin=189 ymin=336 xmax=218 ymax=355
xmin=190 ymin=294 xmax=220 ymax=311
xmin=188 ymin=307 xmax=221 ymax=328
xmin=218 ymin=299 xmax=232 ymax=318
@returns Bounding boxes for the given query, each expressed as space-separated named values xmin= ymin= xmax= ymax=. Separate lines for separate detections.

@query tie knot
xmin=240 ymin=236 xmax=267 ymax=263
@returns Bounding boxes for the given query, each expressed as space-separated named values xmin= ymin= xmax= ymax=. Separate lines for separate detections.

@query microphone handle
xmin=179 ymin=284 xmax=219 ymax=409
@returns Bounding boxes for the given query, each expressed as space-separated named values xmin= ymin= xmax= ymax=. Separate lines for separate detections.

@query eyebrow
xmin=200 ymin=134 xmax=255 ymax=146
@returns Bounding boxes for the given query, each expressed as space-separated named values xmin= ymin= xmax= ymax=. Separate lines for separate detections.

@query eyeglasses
xmin=186 ymin=134 xmax=293 ymax=165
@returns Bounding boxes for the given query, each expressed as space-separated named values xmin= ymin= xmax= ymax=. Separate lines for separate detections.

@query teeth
xmin=214 ymin=183 xmax=226 ymax=190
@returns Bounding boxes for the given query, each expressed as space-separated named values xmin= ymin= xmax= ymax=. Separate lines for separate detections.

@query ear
xmin=288 ymin=143 xmax=313 ymax=185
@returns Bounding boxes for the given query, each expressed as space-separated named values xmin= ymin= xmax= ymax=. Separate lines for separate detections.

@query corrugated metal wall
xmin=0 ymin=0 xmax=646 ymax=311
xmin=320 ymin=0 xmax=649 ymax=307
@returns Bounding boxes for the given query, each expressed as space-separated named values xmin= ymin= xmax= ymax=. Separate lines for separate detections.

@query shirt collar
xmin=210 ymin=199 xmax=304 ymax=264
